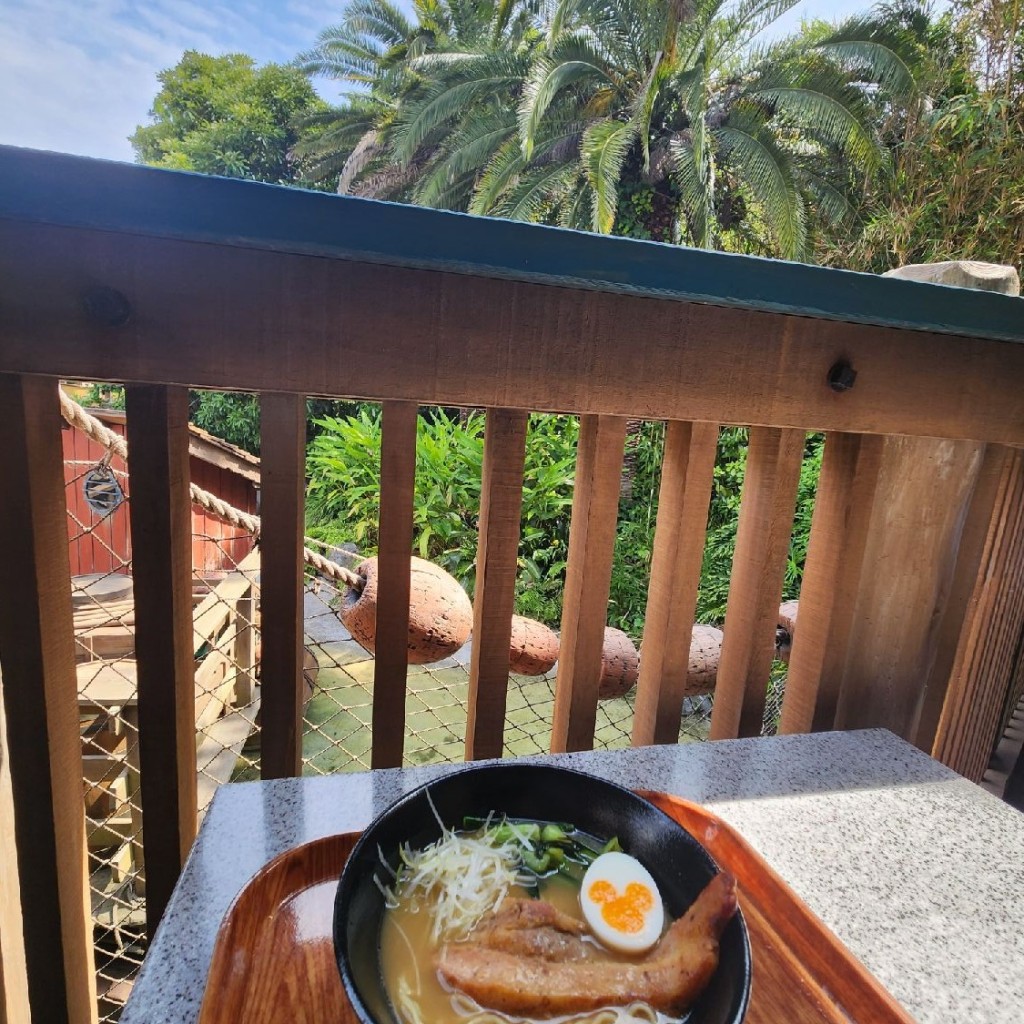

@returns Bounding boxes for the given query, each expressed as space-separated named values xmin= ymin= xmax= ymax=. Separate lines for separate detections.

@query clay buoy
xmin=598 ymin=627 xmax=639 ymax=699
xmin=340 ymin=556 xmax=473 ymax=665
xmin=776 ymin=600 xmax=799 ymax=663
xmin=637 ymin=624 xmax=723 ymax=698
xmin=509 ymin=615 xmax=559 ymax=675
xmin=684 ymin=625 xmax=723 ymax=697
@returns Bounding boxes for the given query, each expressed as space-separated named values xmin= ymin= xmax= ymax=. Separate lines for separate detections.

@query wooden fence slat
xmin=778 ymin=433 xmax=884 ymax=734
xmin=371 ymin=401 xmax=418 ymax=769
xmin=125 ymin=384 xmax=198 ymax=936
xmin=631 ymin=421 xmax=719 ymax=746
xmin=933 ymin=450 xmax=1024 ymax=779
xmin=551 ymin=415 xmax=628 ymax=753
xmin=466 ymin=409 xmax=528 ymax=761
xmin=0 ymin=373 xmax=96 ymax=1023
xmin=258 ymin=393 xmax=306 ymax=779
xmin=710 ymin=427 xmax=805 ymax=740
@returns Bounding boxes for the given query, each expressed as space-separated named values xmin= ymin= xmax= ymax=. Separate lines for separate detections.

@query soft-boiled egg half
xmin=579 ymin=851 xmax=665 ymax=954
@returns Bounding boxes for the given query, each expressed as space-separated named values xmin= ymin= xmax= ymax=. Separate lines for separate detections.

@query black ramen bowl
xmin=334 ymin=763 xmax=751 ymax=1024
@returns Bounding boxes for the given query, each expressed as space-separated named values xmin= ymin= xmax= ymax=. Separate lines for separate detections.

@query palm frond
xmin=581 ymin=117 xmax=637 ymax=232
xmin=519 ymin=44 xmax=613 ymax=157
xmin=337 ymin=129 xmax=382 ymax=194
xmin=343 ymin=0 xmax=414 ymax=46
xmin=814 ymin=17 xmax=919 ymax=98
xmin=747 ymin=59 xmax=884 ymax=172
xmin=414 ymin=107 xmax=517 ymax=205
xmin=469 ymin=137 xmax=528 ymax=214
xmin=495 ymin=162 xmax=579 ymax=221
xmin=801 ymin=170 xmax=857 ymax=229
xmin=668 ymin=135 xmax=713 ymax=248
xmin=391 ymin=53 xmax=527 ymax=164
xmin=715 ymin=105 xmax=807 ymax=258
xmin=705 ymin=0 xmax=803 ymax=68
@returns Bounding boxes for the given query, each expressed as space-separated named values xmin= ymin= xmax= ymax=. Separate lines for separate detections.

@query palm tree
xmin=294 ymin=0 xmax=539 ymax=203
xmin=300 ymin=0 xmax=918 ymax=261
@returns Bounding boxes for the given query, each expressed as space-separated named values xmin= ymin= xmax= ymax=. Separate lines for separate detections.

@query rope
xmin=58 ymin=387 xmax=364 ymax=591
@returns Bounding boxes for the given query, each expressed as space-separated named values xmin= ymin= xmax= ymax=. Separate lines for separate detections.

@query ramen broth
xmin=378 ymin=825 xmax=675 ymax=1024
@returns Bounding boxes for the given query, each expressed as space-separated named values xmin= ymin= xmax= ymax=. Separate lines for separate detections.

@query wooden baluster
xmin=467 ymin=409 xmax=528 ymax=761
xmin=632 ymin=421 xmax=718 ymax=746
xmin=551 ymin=415 xmax=628 ymax=753
xmin=778 ymin=432 xmax=883 ymax=734
xmin=371 ymin=402 xmax=418 ymax=769
xmin=0 ymin=374 xmax=96 ymax=1023
xmin=125 ymin=384 xmax=198 ymax=936
xmin=710 ymin=427 xmax=804 ymax=740
xmin=258 ymin=393 xmax=307 ymax=779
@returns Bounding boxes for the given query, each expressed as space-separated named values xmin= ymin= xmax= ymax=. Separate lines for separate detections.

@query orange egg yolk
xmin=587 ymin=879 xmax=654 ymax=934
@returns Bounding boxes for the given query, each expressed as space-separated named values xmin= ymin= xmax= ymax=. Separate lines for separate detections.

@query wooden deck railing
xmin=1 ymin=145 xmax=1024 ymax=1023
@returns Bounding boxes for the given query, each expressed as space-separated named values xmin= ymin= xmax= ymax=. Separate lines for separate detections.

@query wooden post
xmin=932 ymin=450 xmax=1024 ymax=779
xmin=834 ymin=262 xmax=1022 ymax=743
xmin=258 ymin=393 xmax=306 ymax=779
xmin=632 ymin=421 xmax=718 ymax=746
xmin=710 ymin=427 xmax=804 ymax=740
xmin=912 ymin=445 xmax=1010 ymax=748
xmin=233 ymin=585 xmax=256 ymax=706
xmin=551 ymin=415 xmax=628 ymax=753
xmin=0 ymin=373 xmax=97 ymax=1023
xmin=466 ymin=409 xmax=528 ymax=761
xmin=371 ymin=402 xmax=418 ymax=769
xmin=778 ymin=433 xmax=883 ymax=734
xmin=125 ymin=384 xmax=198 ymax=937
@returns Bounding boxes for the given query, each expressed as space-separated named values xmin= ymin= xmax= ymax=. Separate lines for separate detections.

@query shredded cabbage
xmin=384 ymin=793 xmax=533 ymax=943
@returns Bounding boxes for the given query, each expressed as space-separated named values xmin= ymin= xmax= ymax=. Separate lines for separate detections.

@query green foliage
xmin=305 ymin=410 xmax=825 ymax=637
xmin=818 ymin=0 xmax=1024 ymax=271
xmin=131 ymin=51 xmax=329 ymax=186
xmin=81 ymin=382 xmax=126 ymax=409
xmin=189 ymin=392 xmax=262 ymax=452
xmin=305 ymin=410 xmax=577 ymax=622
xmin=695 ymin=429 xmax=824 ymax=623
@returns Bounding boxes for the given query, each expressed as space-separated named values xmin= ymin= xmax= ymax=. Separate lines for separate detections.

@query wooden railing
xmin=1 ymin=146 xmax=1024 ymax=1023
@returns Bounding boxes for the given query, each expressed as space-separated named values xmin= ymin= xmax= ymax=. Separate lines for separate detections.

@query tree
xmin=130 ymin=52 xmax=353 ymax=451
xmin=818 ymin=0 xmax=1024 ymax=271
xmin=300 ymin=0 xmax=917 ymax=260
xmin=130 ymin=51 xmax=328 ymax=185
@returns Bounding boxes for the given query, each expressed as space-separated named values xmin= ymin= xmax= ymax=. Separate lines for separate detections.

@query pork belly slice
xmin=437 ymin=873 xmax=738 ymax=1017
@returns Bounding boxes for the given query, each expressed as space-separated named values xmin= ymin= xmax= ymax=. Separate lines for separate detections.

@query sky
xmin=0 ymin=0 xmax=888 ymax=163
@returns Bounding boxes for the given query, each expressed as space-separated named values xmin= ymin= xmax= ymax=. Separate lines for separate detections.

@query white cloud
xmin=0 ymin=0 xmax=342 ymax=161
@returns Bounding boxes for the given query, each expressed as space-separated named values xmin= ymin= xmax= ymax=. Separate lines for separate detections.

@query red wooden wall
xmin=62 ymin=418 xmax=258 ymax=577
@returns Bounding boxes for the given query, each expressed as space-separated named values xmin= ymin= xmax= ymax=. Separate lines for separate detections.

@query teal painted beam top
xmin=2 ymin=145 xmax=1021 ymax=344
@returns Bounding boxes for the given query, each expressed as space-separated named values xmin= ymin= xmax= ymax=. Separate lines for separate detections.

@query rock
xmin=884 ymin=261 xmax=1020 ymax=296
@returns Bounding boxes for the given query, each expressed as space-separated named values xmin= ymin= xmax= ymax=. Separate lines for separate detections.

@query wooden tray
xmin=198 ymin=792 xmax=913 ymax=1024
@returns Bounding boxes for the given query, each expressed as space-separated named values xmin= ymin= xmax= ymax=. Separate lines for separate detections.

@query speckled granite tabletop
xmin=121 ymin=729 xmax=1024 ymax=1024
